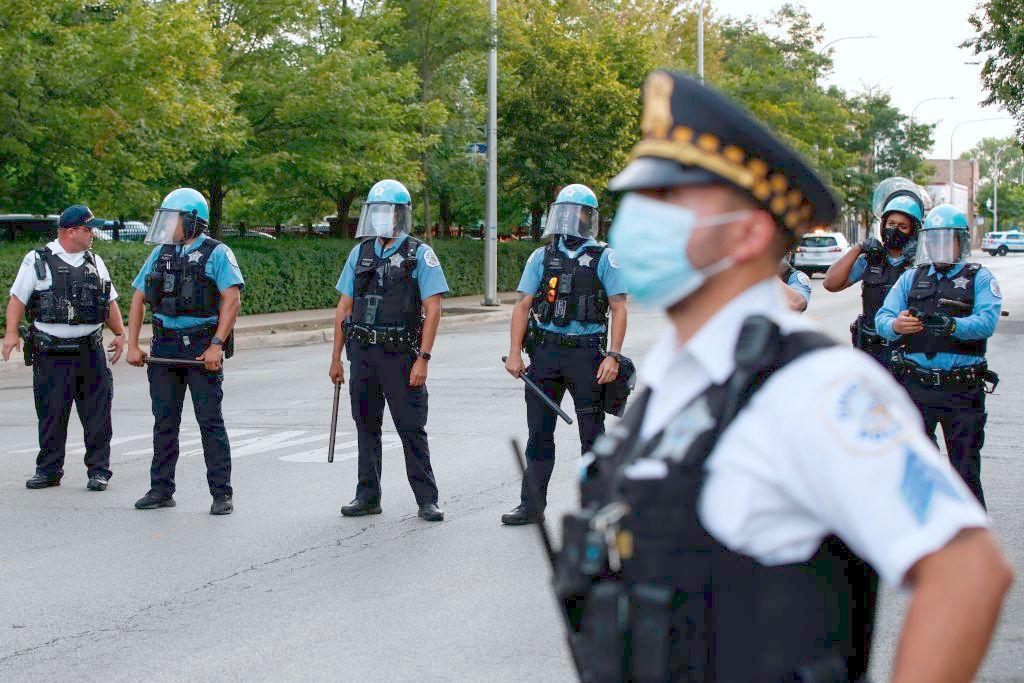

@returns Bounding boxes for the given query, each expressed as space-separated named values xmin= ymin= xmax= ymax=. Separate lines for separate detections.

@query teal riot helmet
xmin=145 ymin=188 xmax=210 ymax=244
xmin=356 ymin=179 xmax=413 ymax=239
xmin=917 ymin=204 xmax=971 ymax=269
xmin=871 ymin=177 xmax=930 ymax=219
xmin=543 ymin=184 xmax=599 ymax=240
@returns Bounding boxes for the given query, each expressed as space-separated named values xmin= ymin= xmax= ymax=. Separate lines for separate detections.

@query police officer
xmin=329 ymin=180 xmax=447 ymax=522
xmin=502 ymin=184 xmax=628 ymax=526
xmin=778 ymin=255 xmax=811 ymax=312
xmin=825 ymin=190 xmax=923 ymax=369
xmin=2 ymin=205 xmax=126 ymax=490
xmin=126 ymin=188 xmax=244 ymax=515
xmin=550 ymin=70 xmax=1010 ymax=681
xmin=876 ymin=204 xmax=1001 ymax=507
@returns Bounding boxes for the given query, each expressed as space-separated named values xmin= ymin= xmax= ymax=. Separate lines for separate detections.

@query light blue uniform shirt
xmin=132 ymin=234 xmax=245 ymax=330
xmin=847 ymin=253 xmax=907 ymax=285
xmin=786 ymin=270 xmax=811 ymax=304
xmin=517 ymin=238 xmax=628 ymax=336
xmin=875 ymin=262 xmax=1002 ymax=369
xmin=335 ymin=234 xmax=449 ymax=300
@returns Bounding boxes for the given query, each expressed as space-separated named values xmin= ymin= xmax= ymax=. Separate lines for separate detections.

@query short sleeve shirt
xmin=9 ymin=240 xmax=119 ymax=339
xmin=335 ymin=235 xmax=450 ymax=300
xmin=131 ymin=234 xmax=245 ymax=330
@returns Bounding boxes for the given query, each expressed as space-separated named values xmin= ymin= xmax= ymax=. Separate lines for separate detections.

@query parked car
xmin=981 ymin=230 xmax=1024 ymax=256
xmin=0 ymin=214 xmax=59 ymax=240
xmin=791 ymin=230 xmax=850 ymax=276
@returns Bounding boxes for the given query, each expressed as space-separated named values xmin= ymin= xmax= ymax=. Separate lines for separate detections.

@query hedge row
xmin=0 ymin=237 xmax=539 ymax=329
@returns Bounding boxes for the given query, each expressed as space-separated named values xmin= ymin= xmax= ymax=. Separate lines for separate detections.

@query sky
xmin=708 ymin=0 xmax=1018 ymax=159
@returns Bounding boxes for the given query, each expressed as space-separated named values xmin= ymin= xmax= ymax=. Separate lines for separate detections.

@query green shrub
xmin=0 ymin=237 xmax=540 ymax=329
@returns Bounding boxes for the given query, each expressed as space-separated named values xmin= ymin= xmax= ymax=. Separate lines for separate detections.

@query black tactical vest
xmin=531 ymin=240 xmax=609 ymax=327
xmin=559 ymin=318 xmax=878 ymax=682
xmin=905 ymin=264 xmax=986 ymax=358
xmin=351 ymin=237 xmax=423 ymax=331
xmin=143 ymin=238 xmax=222 ymax=318
xmin=27 ymin=248 xmax=111 ymax=325
xmin=861 ymin=256 xmax=908 ymax=332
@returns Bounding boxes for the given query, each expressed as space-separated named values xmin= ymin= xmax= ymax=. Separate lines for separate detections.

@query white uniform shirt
xmin=636 ymin=278 xmax=988 ymax=586
xmin=9 ymin=240 xmax=119 ymax=339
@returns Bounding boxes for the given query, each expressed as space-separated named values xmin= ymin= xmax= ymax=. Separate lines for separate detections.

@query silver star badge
xmin=187 ymin=250 xmax=203 ymax=264
xmin=389 ymin=253 xmax=404 ymax=268
xmin=952 ymin=276 xmax=969 ymax=289
xmin=577 ymin=253 xmax=593 ymax=268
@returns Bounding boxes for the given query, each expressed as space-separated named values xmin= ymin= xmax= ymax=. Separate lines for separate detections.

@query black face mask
xmin=561 ymin=235 xmax=587 ymax=250
xmin=883 ymin=226 xmax=911 ymax=251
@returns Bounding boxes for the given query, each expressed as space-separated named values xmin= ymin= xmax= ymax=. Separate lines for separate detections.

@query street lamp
xmin=483 ymin=0 xmax=499 ymax=306
xmin=948 ymin=117 xmax=1012 ymax=208
xmin=697 ymin=0 xmax=707 ymax=84
xmin=909 ymin=96 xmax=957 ymax=128
xmin=992 ymin=148 xmax=1002 ymax=232
xmin=816 ymin=34 xmax=875 ymax=53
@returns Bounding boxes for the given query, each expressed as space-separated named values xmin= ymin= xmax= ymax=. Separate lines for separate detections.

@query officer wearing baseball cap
xmin=550 ymin=70 xmax=1010 ymax=681
xmin=2 ymin=205 xmax=127 ymax=491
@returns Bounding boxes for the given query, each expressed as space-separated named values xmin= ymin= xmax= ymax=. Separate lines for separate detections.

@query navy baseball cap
xmin=58 ymin=205 xmax=105 ymax=229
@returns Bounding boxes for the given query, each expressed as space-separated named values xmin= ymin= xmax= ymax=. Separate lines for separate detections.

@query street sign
xmin=468 ymin=143 xmax=487 ymax=155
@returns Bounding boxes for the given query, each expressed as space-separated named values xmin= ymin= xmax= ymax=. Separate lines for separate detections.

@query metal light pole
xmin=483 ymin=0 xmax=499 ymax=306
xmin=993 ymin=148 xmax=1002 ymax=232
xmin=816 ymin=34 xmax=874 ymax=53
xmin=909 ymin=96 xmax=957 ymax=128
xmin=697 ymin=0 xmax=707 ymax=84
xmin=949 ymin=117 xmax=1011 ymax=207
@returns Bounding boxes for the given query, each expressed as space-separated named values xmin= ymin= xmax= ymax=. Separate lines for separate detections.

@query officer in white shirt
xmin=552 ymin=71 xmax=1011 ymax=682
xmin=2 ymin=205 xmax=127 ymax=491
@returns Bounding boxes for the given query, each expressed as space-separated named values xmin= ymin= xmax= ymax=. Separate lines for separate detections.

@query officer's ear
xmin=726 ymin=209 xmax=778 ymax=265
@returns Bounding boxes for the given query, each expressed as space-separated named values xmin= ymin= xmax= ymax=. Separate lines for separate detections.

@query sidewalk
xmin=0 ymin=292 xmax=519 ymax=376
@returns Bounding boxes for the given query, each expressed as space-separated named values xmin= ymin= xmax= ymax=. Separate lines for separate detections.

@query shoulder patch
xmin=900 ymin=447 xmax=962 ymax=523
xmin=795 ymin=271 xmax=810 ymax=286
xmin=423 ymin=248 xmax=440 ymax=268
xmin=822 ymin=375 xmax=905 ymax=453
xmin=22 ymin=255 xmax=33 ymax=267
xmin=606 ymin=250 xmax=619 ymax=269
xmin=527 ymin=248 xmax=543 ymax=265
xmin=224 ymin=247 xmax=239 ymax=268
xmin=990 ymin=278 xmax=1002 ymax=299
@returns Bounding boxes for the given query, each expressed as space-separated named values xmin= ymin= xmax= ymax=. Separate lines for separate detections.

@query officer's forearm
xmin=893 ymin=528 xmax=1011 ymax=683
xmin=127 ymin=290 xmax=146 ymax=347
xmin=106 ymin=301 xmax=126 ymax=336
xmin=419 ymin=295 xmax=442 ymax=354
xmin=332 ymin=296 xmax=352 ymax=361
xmin=509 ymin=297 xmax=531 ymax=354
xmin=823 ymin=247 xmax=859 ymax=292
xmin=780 ymin=282 xmax=808 ymax=312
xmin=608 ymin=296 xmax=627 ymax=353
xmin=5 ymin=296 xmax=26 ymax=336
xmin=213 ymin=287 xmax=241 ymax=341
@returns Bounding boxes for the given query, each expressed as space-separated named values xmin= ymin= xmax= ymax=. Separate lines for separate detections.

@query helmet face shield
xmin=355 ymin=203 xmax=412 ymax=239
xmin=917 ymin=228 xmax=970 ymax=268
xmin=542 ymin=203 xmax=599 ymax=239
xmin=145 ymin=209 xmax=183 ymax=244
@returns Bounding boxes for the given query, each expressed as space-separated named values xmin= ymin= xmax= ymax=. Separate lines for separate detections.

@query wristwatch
xmin=211 ymin=336 xmax=223 ymax=346
xmin=605 ymin=351 xmax=623 ymax=362
xmin=417 ymin=351 xmax=432 ymax=361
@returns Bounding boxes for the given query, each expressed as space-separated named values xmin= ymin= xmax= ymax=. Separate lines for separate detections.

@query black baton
xmin=328 ymin=382 xmax=341 ymax=463
xmin=146 ymin=357 xmax=208 ymax=368
xmin=502 ymin=357 xmax=574 ymax=425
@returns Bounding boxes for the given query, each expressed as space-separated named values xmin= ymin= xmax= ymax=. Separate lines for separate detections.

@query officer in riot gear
xmin=126 ymin=188 xmax=245 ymax=515
xmin=2 ymin=205 xmax=127 ymax=491
xmin=825 ymin=182 xmax=925 ymax=369
xmin=548 ymin=70 xmax=1009 ymax=682
xmin=876 ymin=203 xmax=1002 ymax=506
xmin=502 ymin=184 xmax=628 ymax=526
xmin=329 ymin=179 xmax=448 ymax=522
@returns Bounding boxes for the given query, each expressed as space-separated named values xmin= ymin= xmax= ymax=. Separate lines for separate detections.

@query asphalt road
xmin=2 ymin=253 xmax=1023 ymax=682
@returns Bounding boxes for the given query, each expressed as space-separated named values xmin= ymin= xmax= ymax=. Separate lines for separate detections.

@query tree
xmin=976 ymin=182 xmax=1024 ymax=231
xmin=966 ymin=1 xmax=1024 ymax=136
xmin=961 ymin=136 xmax=1024 ymax=187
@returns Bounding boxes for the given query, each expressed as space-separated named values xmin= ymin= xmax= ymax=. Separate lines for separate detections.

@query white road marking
xmin=278 ymin=434 xmax=401 ymax=463
xmin=122 ymin=429 xmax=261 ymax=457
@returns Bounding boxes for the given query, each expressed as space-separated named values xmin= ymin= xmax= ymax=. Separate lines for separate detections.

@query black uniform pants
xmin=147 ymin=326 xmax=232 ymax=498
xmin=900 ymin=377 xmax=987 ymax=507
xmin=521 ymin=341 xmax=605 ymax=512
xmin=33 ymin=340 xmax=113 ymax=480
xmin=348 ymin=343 xmax=438 ymax=506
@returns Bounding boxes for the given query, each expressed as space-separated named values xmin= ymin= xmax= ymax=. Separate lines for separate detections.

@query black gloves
xmin=922 ymin=314 xmax=956 ymax=337
xmin=859 ymin=237 xmax=884 ymax=261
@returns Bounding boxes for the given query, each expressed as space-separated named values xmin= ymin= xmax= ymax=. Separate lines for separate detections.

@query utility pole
xmin=697 ymin=0 xmax=707 ymax=84
xmin=483 ymin=0 xmax=499 ymax=306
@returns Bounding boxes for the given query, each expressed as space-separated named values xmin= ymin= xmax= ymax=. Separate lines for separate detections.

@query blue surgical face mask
xmin=609 ymin=193 xmax=751 ymax=309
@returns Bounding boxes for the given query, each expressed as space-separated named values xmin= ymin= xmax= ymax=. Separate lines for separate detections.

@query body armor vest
xmin=558 ymin=318 xmax=878 ymax=682
xmin=28 ymin=248 xmax=111 ymax=325
xmin=351 ymin=237 xmax=423 ymax=331
xmin=779 ymin=262 xmax=796 ymax=284
xmin=905 ymin=264 xmax=986 ymax=358
xmin=531 ymin=241 xmax=609 ymax=327
xmin=143 ymin=238 xmax=222 ymax=318
xmin=860 ymin=256 xmax=908 ymax=332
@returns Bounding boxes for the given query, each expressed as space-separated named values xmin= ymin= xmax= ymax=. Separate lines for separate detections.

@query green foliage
xmin=961 ymin=136 xmax=1024 ymax=185
xmin=977 ymin=182 xmax=1024 ymax=231
xmin=0 ymin=237 xmax=537 ymax=329
xmin=967 ymin=1 xmax=1024 ymax=135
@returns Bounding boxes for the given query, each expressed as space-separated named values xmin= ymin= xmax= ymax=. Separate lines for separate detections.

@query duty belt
xmin=152 ymin=320 xmax=217 ymax=337
xmin=535 ymin=330 xmax=605 ymax=349
xmin=895 ymin=360 xmax=998 ymax=392
xmin=344 ymin=323 xmax=419 ymax=348
xmin=33 ymin=329 xmax=102 ymax=353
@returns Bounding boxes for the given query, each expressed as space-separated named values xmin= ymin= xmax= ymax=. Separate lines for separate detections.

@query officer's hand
xmin=859 ymin=237 xmax=884 ymax=254
xmin=196 ymin=344 xmax=223 ymax=372
xmin=107 ymin=334 xmax=125 ymax=364
xmin=505 ymin=353 xmax=525 ymax=379
xmin=127 ymin=345 xmax=148 ymax=367
xmin=922 ymin=314 xmax=956 ymax=337
xmin=329 ymin=359 xmax=345 ymax=385
xmin=893 ymin=310 xmax=924 ymax=335
xmin=409 ymin=357 xmax=428 ymax=387
xmin=1 ymin=333 xmax=21 ymax=362
xmin=596 ymin=356 xmax=619 ymax=385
